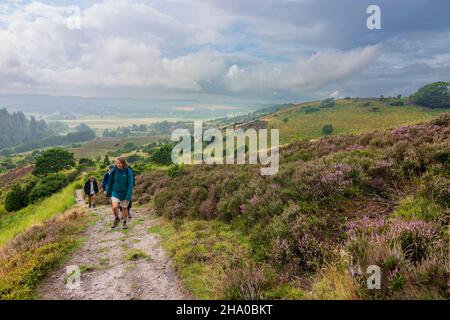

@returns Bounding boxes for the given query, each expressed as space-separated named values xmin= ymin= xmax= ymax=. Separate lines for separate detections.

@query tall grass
xmin=0 ymin=182 xmax=79 ymax=247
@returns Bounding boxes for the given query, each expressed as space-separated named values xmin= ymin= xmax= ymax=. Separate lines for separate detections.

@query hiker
xmin=106 ymin=157 xmax=134 ymax=229
xmin=119 ymin=162 xmax=135 ymax=219
xmin=84 ymin=176 xmax=99 ymax=208
xmin=101 ymin=164 xmax=115 ymax=204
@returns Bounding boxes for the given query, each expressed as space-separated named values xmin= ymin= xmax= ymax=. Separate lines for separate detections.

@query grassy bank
xmin=0 ymin=208 xmax=90 ymax=300
xmin=147 ymin=217 xmax=306 ymax=299
xmin=148 ymin=218 xmax=251 ymax=299
xmin=264 ymin=99 xmax=449 ymax=144
xmin=0 ymin=181 xmax=80 ymax=247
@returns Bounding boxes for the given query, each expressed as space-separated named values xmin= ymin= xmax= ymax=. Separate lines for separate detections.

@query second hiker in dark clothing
xmin=84 ymin=176 xmax=99 ymax=208
xmin=101 ymin=164 xmax=115 ymax=205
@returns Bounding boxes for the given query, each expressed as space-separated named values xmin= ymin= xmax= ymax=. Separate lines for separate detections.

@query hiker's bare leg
xmin=122 ymin=207 xmax=128 ymax=222
xmin=112 ymin=202 xmax=120 ymax=219
xmin=91 ymin=194 xmax=97 ymax=206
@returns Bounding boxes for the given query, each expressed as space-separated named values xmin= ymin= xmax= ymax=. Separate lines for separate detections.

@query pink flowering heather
xmin=345 ymin=144 xmax=365 ymax=152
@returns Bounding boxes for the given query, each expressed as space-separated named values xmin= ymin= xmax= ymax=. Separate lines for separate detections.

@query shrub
xmin=168 ymin=164 xmax=184 ymax=178
xmin=150 ymin=144 xmax=173 ymax=165
xmin=322 ymin=124 xmax=333 ymax=135
xmin=223 ymin=260 xmax=272 ymax=300
xmin=78 ymin=158 xmax=95 ymax=167
xmin=370 ymin=107 xmax=381 ymax=112
xmin=389 ymin=100 xmax=404 ymax=106
xmin=320 ymin=98 xmax=336 ymax=108
xmin=303 ymin=106 xmax=320 ymax=114
xmin=269 ymin=204 xmax=328 ymax=274
xmin=4 ymin=185 xmax=28 ymax=212
xmin=28 ymin=173 xmax=69 ymax=203
xmin=345 ymin=216 xmax=448 ymax=298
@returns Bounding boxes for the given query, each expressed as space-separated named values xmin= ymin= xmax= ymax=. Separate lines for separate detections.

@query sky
xmin=0 ymin=0 xmax=449 ymax=103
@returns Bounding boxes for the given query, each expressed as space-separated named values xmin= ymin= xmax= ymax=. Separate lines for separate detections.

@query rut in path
xmin=37 ymin=190 xmax=188 ymax=300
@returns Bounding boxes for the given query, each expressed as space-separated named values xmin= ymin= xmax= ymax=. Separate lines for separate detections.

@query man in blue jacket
xmin=106 ymin=157 xmax=134 ymax=230
xmin=101 ymin=164 xmax=115 ymax=196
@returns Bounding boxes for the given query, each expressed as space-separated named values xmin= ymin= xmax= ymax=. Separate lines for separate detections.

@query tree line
xmin=0 ymin=109 xmax=96 ymax=155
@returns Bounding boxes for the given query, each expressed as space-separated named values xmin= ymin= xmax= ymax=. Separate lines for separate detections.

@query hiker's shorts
xmin=111 ymin=197 xmax=129 ymax=208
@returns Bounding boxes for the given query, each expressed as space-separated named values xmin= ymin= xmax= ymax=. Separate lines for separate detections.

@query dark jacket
xmin=106 ymin=167 xmax=134 ymax=201
xmin=101 ymin=172 xmax=110 ymax=191
xmin=84 ymin=179 xmax=99 ymax=196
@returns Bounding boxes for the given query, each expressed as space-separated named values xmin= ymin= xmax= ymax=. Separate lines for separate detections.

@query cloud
xmin=224 ymin=45 xmax=381 ymax=94
xmin=0 ymin=0 xmax=449 ymax=102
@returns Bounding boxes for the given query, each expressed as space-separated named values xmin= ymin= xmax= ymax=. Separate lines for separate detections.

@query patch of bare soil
xmin=0 ymin=165 xmax=34 ymax=188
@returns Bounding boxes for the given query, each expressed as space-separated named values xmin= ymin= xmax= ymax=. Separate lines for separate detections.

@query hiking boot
xmin=112 ymin=218 xmax=120 ymax=229
xmin=128 ymin=212 xmax=132 ymax=219
xmin=92 ymin=204 xmax=96 ymax=208
xmin=123 ymin=221 xmax=128 ymax=230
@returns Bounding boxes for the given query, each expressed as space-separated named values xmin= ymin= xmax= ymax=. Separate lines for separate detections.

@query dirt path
xmin=37 ymin=190 xmax=188 ymax=300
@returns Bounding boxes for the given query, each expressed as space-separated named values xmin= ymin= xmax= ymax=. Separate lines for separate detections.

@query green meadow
xmin=264 ymin=99 xmax=450 ymax=144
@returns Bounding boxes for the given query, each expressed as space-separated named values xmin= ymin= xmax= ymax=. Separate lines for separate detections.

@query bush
xmin=150 ymin=144 xmax=173 ymax=165
xmin=28 ymin=173 xmax=69 ymax=203
xmin=223 ymin=260 xmax=272 ymax=300
xmin=370 ymin=107 xmax=381 ymax=112
xmin=167 ymin=164 xmax=184 ymax=178
xmin=4 ymin=185 xmax=29 ymax=212
xmin=321 ymin=124 xmax=333 ymax=135
xmin=320 ymin=98 xmax=336 ymax=108
xmin=78 ymin=158 xmax=95 ymax=167
xmin=389 ymin=100 xmax=404 ymax=106
xmin=303 ymin=106 xmax=320 ymax=114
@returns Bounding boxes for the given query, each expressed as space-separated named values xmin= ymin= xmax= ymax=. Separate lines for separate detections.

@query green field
xmin=52 ymin=116 xmax=188 ymax=130
xmin=264 ymin=99 xmax=450 ymax=144
xmin=67 ymin=136 xmax=164 ymax=158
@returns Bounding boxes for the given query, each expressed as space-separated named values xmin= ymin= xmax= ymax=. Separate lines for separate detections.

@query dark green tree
xmin=33 ymin=148 xmax=75 ymax=176
xmin=412 ymin=82 xmax=450 ymax=108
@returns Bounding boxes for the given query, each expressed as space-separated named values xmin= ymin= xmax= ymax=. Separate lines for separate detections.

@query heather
xmin=135 ymin=114 xmax=449 ymax=299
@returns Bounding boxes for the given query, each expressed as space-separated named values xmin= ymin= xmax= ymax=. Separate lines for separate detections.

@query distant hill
xmin=0 ymin=94 xmax=266 ymax=120
xmin=262 ymin=98 xmax=450 ymax=144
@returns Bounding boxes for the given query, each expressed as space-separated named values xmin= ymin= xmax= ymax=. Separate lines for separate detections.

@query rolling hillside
xmin=263 ymin=98 xmax=450 ymax=144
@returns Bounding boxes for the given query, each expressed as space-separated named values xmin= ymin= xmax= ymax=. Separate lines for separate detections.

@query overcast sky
xmin=0 ymin=0 xmax=449 ymax=103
